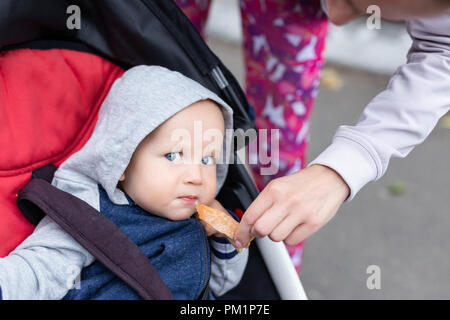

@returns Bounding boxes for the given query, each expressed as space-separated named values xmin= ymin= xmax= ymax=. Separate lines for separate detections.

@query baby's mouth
xmin=177 ymin=195 xmax=198 ymax=204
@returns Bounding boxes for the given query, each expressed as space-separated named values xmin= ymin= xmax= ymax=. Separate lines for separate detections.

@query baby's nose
xmin=183 ymin=164 xmax=203 ymax=184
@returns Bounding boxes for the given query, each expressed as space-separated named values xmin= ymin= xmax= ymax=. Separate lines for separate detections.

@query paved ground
xmin=207 ymin=37 xmax=450 ymax=300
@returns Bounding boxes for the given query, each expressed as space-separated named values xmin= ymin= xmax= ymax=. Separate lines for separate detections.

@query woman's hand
xmin=234 ymin=164 xmax=350 ymax=247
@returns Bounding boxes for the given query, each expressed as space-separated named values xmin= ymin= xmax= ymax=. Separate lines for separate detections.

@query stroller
xmin=0 ymin=0 xmax=307 ymax=300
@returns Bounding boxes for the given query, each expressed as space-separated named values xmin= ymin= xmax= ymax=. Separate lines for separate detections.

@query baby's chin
xmin=155 ymin=207 xmax=196 ymax=221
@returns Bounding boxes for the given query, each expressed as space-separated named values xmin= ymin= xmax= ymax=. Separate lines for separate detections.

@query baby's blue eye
xmin=202 ymin=155 xmax=215 ymax=165
xmin=165 ymin=152 xmax=182 ymax=161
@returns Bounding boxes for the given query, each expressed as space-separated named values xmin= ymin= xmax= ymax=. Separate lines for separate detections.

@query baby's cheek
xmin=203 ymin=176 xmax=218 ymax=203
xmin=135 ymin=190 xmax=159 ymax=213
xmin=133 ymin=177 xmax=168 ymax=210
xmin=141 ymin=185 xmax=168 ymax=207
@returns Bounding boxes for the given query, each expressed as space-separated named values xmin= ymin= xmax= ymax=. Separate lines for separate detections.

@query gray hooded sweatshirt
xmin=0 ymin=65 xmax=248 ymax=299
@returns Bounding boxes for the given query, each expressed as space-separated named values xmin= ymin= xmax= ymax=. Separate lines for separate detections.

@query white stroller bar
xmin=256 ymin=237 xmax=308 ymax=300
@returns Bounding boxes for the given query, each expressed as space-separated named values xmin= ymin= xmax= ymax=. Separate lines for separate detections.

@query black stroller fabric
xmin=0 ymin=0 xmax=254 ymax=134
xmin=3 ymin=0 xmax=281 ymax=300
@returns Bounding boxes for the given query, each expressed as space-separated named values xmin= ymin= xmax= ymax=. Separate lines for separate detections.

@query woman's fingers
xmin=234 ymin=185 xmax=274 ymax=246
xmin=249 ymin=203 xmax=290 ymax=238
xmin=268 ymin=208 xmax=305 ymax=242
xmin=283 ymin=223 xmax=314 ymax=246
xmin=236 ymin=165 xmax=349 ymax=247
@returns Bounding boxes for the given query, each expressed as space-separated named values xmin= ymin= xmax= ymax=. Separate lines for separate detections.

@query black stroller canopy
xmin=0 ymin=0 xmax=255 ymax=134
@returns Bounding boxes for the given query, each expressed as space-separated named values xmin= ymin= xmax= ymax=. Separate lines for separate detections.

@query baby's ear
xmin=119 ymin=174 xmax=125 ymax=182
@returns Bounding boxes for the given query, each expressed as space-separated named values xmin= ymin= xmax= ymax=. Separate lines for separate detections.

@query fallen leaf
xmin=389 ymin=181 xmax=405 ymax=196
xmin=321 ymin=67 xmax=343 ymax=91
xmin=439 ymin=115 xmax=450 ymax=130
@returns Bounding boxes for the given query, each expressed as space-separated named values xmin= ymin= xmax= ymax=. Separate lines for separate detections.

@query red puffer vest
xmin=0 ymin=48 xmax=123 ymax=256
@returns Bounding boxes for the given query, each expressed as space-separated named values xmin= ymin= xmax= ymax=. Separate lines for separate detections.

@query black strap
xmin=16 ymin=164 xmax=173 ymax=300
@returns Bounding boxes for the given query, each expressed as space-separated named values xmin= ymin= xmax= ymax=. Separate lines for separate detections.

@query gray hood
xmin=52 ymin=65 xmax=234 ymax=210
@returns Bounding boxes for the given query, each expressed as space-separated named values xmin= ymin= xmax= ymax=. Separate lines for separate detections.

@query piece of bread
xmin=196 ymin=204 xmax=253 ymax=252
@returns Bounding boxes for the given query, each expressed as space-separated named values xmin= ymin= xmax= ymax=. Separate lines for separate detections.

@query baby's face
xmin=120 ymin=100 xmax=225 ymax=220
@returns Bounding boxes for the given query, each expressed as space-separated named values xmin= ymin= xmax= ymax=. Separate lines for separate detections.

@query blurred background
xmin=203 ymin=0 xmax=450 ymax=299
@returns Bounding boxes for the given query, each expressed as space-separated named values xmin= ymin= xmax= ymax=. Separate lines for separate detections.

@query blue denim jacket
xmin=64 ymin=185 xmax=210 ymax=300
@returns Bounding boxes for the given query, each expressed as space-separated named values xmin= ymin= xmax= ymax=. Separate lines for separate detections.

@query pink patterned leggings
xmin=175 ymin=0 xmax=328 ymax=274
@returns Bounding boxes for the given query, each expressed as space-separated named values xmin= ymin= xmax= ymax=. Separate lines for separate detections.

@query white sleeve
xmin=208 ymin=236 xmax=249 ymax=297
xmin=309 ymin=11 xmax=450 ymax=200
xmin=0 ymin=216 xmax=94 ymax=300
